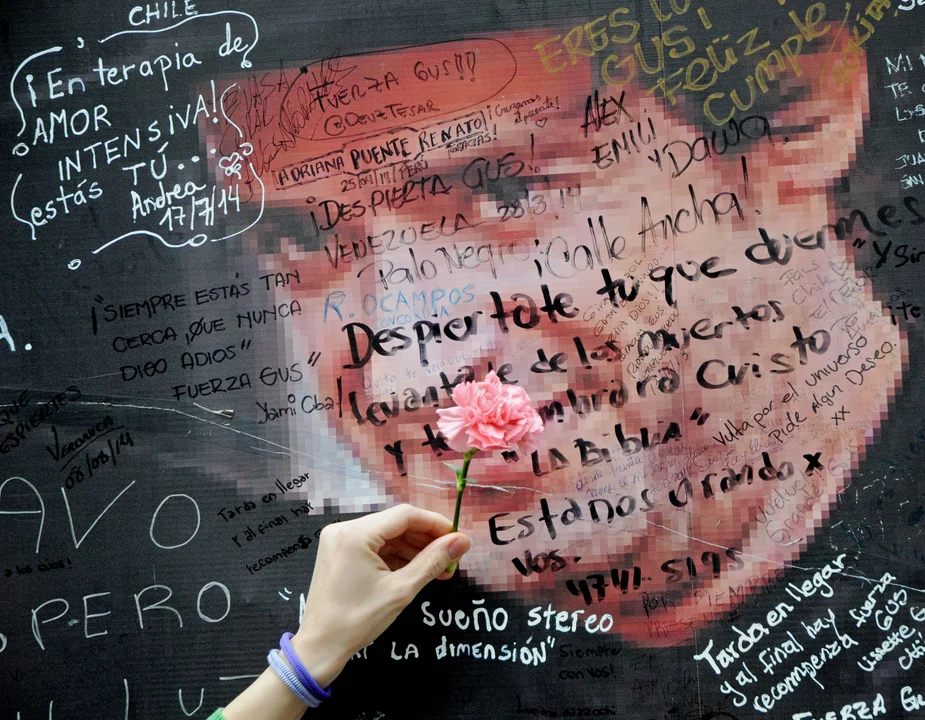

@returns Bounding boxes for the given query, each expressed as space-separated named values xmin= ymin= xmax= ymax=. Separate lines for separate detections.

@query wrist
xmin=291 ymin=627 xmax=350 ymax=688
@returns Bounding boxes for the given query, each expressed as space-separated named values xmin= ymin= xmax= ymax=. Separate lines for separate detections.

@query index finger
xmin=365 ymin=504 xmax=453 ymax=544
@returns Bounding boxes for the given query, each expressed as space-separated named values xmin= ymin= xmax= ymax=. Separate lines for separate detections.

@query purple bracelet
xmin=280 ymin=632 xmax=332 ymax=701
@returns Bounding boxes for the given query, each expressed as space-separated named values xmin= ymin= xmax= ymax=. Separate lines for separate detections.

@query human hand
xmin=291 ymin=504 xmax=472 ymax=687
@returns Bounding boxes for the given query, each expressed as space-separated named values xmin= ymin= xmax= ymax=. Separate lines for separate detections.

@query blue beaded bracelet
xmin=267 ymin=649 xmax=321 ymax=708
xmin=280 ymin=632 xmax=332 ymax=702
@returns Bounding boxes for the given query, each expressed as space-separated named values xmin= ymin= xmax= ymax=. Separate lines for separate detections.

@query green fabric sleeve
xmin=206 ymin=709 xmax=225 ymax=720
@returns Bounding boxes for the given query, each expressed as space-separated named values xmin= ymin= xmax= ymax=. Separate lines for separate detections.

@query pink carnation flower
xmin=436 ymin=371 xmax=544 ymax=455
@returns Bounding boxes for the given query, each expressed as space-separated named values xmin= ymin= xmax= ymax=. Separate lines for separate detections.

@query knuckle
xmin=428 ymin=554 xmax=446 ymax=578
xmin=319 ymin=524 xmax=339 ymax=543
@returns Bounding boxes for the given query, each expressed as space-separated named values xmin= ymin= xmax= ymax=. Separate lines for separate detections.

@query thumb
xmin=402 ymin=532 xmax=472 ymax=591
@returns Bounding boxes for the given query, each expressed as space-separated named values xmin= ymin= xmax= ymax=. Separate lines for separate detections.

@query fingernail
xmin=448 ymin=535 xmax=470 ymax=560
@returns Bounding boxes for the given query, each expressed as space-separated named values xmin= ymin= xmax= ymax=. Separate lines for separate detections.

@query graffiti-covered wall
xmin=3 ymin=1 xmax=925 ymax=717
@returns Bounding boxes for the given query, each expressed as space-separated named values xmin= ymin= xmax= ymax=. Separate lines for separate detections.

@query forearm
xmin=223 ymin=632 xmax=348 ymax=720
xmin=223 ymin=667 xmax=308 ymax=720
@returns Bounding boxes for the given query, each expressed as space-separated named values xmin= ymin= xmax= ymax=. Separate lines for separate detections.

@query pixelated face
xmin=215 ymin=30 xmax=903 ymax=643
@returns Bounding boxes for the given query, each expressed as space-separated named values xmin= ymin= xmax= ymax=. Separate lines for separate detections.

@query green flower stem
xmin=448 ymin=448 xmax=478 ymax=574
xmin=451 ymin=448 xmax=477 ymax=533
